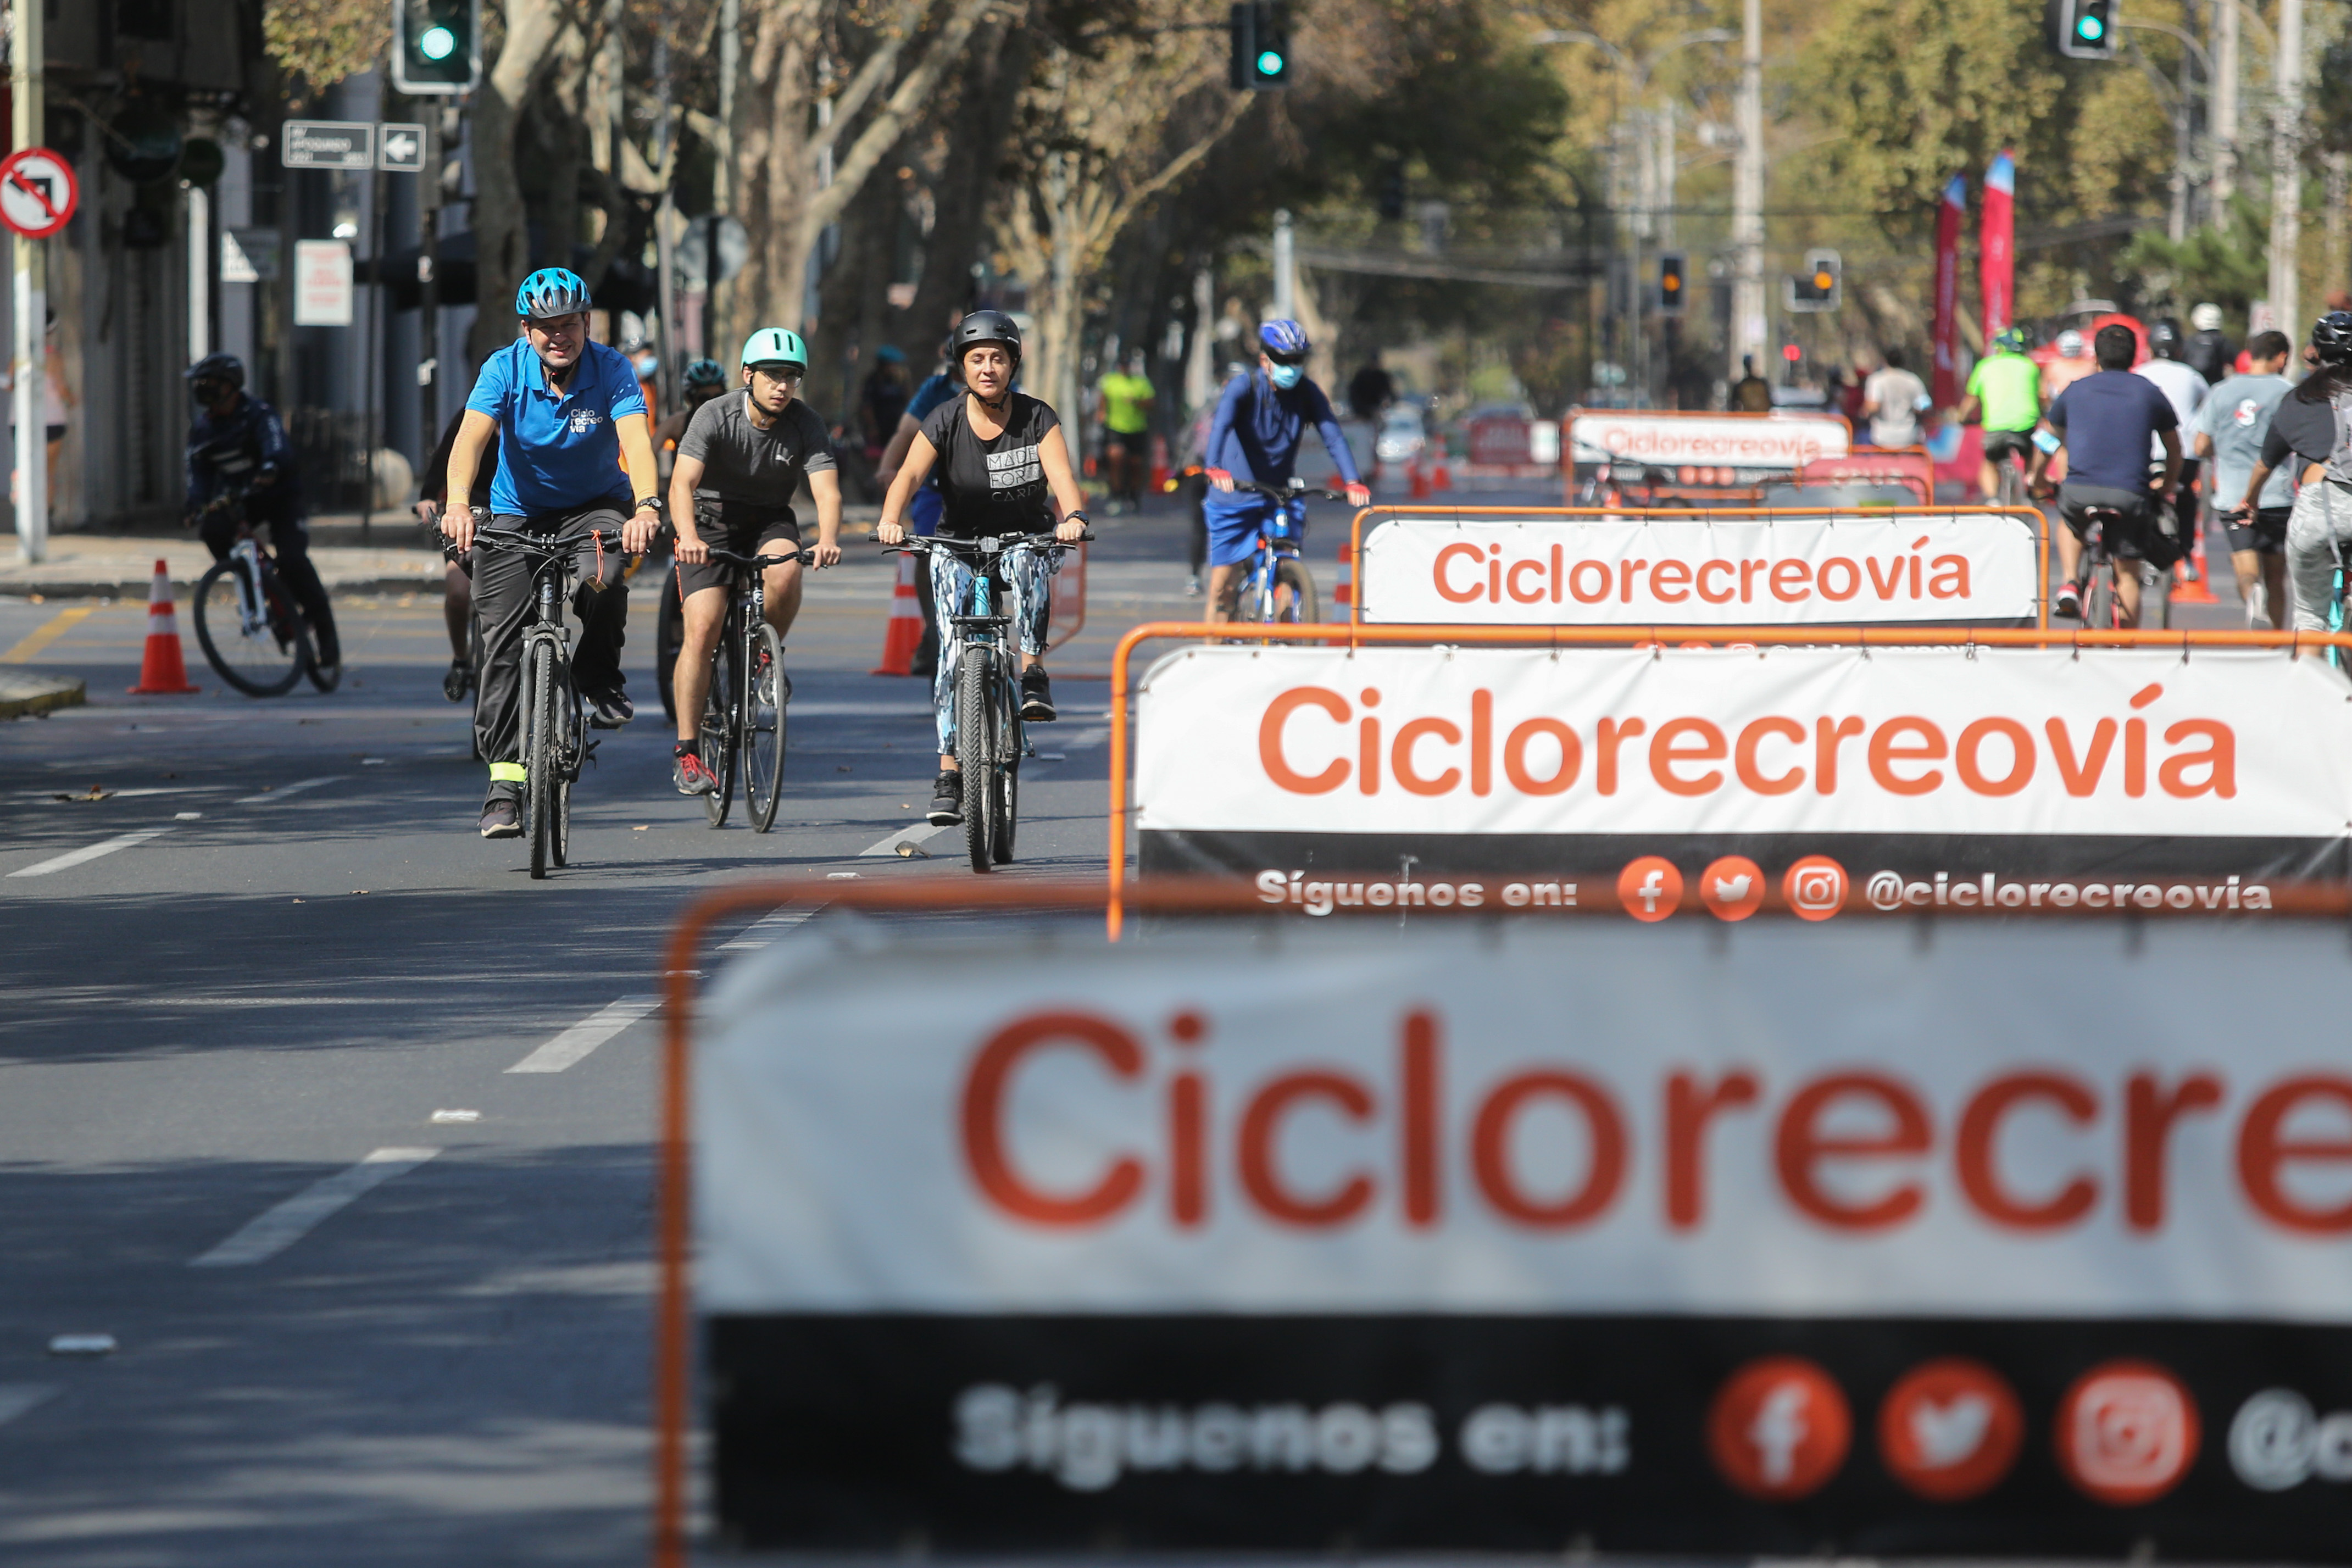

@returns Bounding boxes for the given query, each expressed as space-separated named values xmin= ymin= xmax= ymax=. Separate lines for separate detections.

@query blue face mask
xmin=1267 ymin=363 xmax=1304 ymax=390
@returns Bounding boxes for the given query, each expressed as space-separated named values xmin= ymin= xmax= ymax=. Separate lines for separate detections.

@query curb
xmin=0 ymin=673 xmax=87 ymax=719
xmin=0 ymin=574 xmax=451 ymax=600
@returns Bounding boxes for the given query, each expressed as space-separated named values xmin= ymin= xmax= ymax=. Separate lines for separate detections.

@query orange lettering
xmin=1239 ymin=1071 xmax=1376 ymax=1226
xmin=1869 ymin=716 xmax=1947 ymax=795
xmin=1433 ymin=542 xmax=1483 ymax=602
xmin=1392 ymin=717 xmax=1463 ymax=796
xmin=1735 ymin=717 xmax=1805 ymax=794
xmin=1776 ymin=1071 xmax=1932 ymax=1230
xmin=2239 ymin=1076 xmax=2352 ymax=1233
xmin=1956 ymin=1072 xmax=2098 ymax=1229
xmin=2125 ymin=1071 xmax=2225 ymax=1231
xmin=961 ymin=1013 xmax=1144 ymax=1225
xmin=1650 ymin=717 xmax=1727 ymax=795
xmin=2045 ymin=718 xmax=2117 ymax=796
xmin=1472 ymin=1071 xmax=1627 ymax=1227
xmin=1259 ymin=687 xmax=1349 ymax=793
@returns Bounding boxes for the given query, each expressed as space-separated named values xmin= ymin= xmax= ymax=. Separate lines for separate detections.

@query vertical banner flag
xmin=1981 ymin=150 xmax=2016 ymax=339
xmin=1931 ymin=174 xmax=1965 ymax=410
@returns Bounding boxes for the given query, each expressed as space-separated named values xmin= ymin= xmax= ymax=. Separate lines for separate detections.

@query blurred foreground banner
xmin=1567 ymin=410 xmax=1851 ymax=471
xmin=1135 ymin=646 xmax=2352 ymax=882
xmin=700 ymin=920 xmax=2352 ymax=1554
xmin=1356 ymin=513 xmax=2039 ymax=626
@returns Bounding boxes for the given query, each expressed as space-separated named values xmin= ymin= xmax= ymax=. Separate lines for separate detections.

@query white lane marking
xmin=504 ymin=996 xmax=660 ymax=1074
xmin=719 ymin=907 xmax=818 ymax=950
xmin=16 ymin=787 xmax=214 ymax=800
xmin=859 ymin=820 xmax=948 ymax=857
xmin=8 ymin=829 xmax=171 ymax=878
xmin=0 ymin=1386 xmax=57 ymax=1428
xmin=779 ymin=702 xmax=936 ymax=717
xmin=188 ymin=1148 xmax=440 ymax=1268
xmin=233 ymin=775 xmax=346 ymax=806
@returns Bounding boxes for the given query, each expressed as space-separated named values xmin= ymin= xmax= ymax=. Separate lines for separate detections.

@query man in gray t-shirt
xmin=664 ymin=333 xmax=845 ymax=792
xmin=2196 ymin=330 xmax=2295 ymax=627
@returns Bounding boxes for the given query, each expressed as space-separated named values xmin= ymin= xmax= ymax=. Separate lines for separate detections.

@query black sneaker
xmin=442 ymin=658 xmax=472 ymax=702
xmin=927 ymin=770 xmax=964 ymax=826
xmin=479 ymin=798 xmax=521 ymax=839
xmin=587 ymin=686 xmax=634 ymax=729
xmin=1020 ymin=666 xmax=1057 ymax=721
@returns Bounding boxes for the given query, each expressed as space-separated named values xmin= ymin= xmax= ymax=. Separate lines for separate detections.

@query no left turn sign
xmin=0 ymin=149 xmax=77 ymax=239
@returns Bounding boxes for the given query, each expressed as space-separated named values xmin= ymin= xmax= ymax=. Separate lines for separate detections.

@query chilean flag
xmin=1981 ymin=151 xmax=2016 ymax=340
xmin=1932 ymin=174 xmax=1965 ymax=409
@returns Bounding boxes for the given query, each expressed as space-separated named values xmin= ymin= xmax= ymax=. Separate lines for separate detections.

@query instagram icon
xmin=1782 ymin=856 xmax=1848 ymax=921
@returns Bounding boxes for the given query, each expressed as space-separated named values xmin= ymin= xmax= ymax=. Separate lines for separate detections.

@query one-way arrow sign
xmin=377 ymin=123 xmax=427 ymax=174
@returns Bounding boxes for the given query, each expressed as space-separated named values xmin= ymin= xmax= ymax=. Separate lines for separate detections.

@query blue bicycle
xmin=1223 ymin=477 xmax=1344 ymax=625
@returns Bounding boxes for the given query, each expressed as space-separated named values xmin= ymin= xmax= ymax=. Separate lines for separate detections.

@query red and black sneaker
xmin=674 ymin=748 xmax=718 ymax=796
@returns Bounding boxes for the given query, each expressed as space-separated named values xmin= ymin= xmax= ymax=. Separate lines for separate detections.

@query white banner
xmin=1133 ymin=646 xmax=2352 ymax=846
xmin=1357 ymin=513 xmax=2039 ymax=626
xmin=1567 ymin=412 xmax=1849 ymax=470
xmin=699 ymin=920 xmax=2352 ymax=1319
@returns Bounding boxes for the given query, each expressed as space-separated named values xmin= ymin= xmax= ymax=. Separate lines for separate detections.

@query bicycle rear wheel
xmin=958 ymin=652 xmax=994 ymax=872
xmin=1275 ymin=559 xmax=1320 ymax=624
xmin=702 ymin=632 xmax=738 ymax=828
xmin=527 ymin=641 xmax=558 ymax=880
xmin=743 ymin=622 xmax=787 ymax=832
xmin=2085 ymin=565 xmax=2117 ymax=630
xmin=192 ymin=560 xmax=304 ymax=696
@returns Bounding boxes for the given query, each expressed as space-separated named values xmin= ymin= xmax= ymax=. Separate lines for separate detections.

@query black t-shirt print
xmin=920 ymin=392 xmax=1060 ymax=538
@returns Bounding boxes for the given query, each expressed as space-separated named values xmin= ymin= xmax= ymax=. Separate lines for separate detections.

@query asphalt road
xmin=0 ymin=482 xmax=2250 ymax=1563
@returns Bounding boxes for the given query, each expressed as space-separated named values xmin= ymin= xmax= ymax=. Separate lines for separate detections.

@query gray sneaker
xmin=479 ymin=798 xmax=521 ymax=839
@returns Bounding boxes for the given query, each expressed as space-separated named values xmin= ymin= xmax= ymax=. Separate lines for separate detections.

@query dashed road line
xmin=859 ymin=820 xmax=949 ymax=857
xmin=233 ymin=775 xmax=346 ymax=805
xmin=505 ymin=996 xmax=660 ymax=1074
xmin=719 ymin=907 xmax=819 ymax=950
xmin=188 ymin=1148 xmax=441 ymax=1268
xmin=8 ymin=828 xmax=172 ymax=878
xmin=0 ymin=1386 xmax=57 ymax=1428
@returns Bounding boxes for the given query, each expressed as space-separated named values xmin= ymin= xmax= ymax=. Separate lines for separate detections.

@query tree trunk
xmin=466 ymin=0 xmax=567 ymax=369
xmin=888 ymin=10 xmax=1031 ymax=352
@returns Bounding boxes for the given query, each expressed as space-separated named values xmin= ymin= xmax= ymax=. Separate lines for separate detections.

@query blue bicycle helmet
xmin=682 ymin=357 xmax=727 ymax=389
xmin=515 ymin=267 xmax=593 ymax=320
xmin=1259 ymin=319 xmax=1311 ymax=359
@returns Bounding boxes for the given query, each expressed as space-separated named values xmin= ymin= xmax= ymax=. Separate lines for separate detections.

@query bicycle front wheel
xmin=743 ymin=623 xmax=787 ymax=833
xmin=303 ymin=599 xmax=342 ymax=692
xmin=527 ymin=641 xmax=558 ymax=880
xmin=1275 ymin=559 xmax=1320 ymax=624
xmin=192 ymin=560 xmax=304 ymax=696
xmin=958 ymin=651 xmax=995 ymax=872
xmin=702 ymin=632 xmax=738 ymax=829
xmin=551 ymin=682 xmax=576 ymax=868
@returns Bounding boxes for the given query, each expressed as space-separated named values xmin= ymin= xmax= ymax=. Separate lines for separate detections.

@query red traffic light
xmin=1782 ymin=344 xmax=1802 ymax=362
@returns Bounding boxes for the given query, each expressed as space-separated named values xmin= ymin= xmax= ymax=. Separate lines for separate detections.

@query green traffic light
xmin=2075 ymin=13 xmax=2104 ymax=40
xmin=1256 ymin=48 xmax=1284 ymax=75
xmin=420 ymin=24 xmax=457 ymax=59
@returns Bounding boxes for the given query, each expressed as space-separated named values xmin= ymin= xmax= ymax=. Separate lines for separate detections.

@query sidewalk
xmin=0 ymin=531 xmax=448 ymax=599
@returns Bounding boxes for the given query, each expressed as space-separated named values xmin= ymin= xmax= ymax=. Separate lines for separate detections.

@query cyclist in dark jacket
xmin=184 ymin=353 xmax=340 ymax=669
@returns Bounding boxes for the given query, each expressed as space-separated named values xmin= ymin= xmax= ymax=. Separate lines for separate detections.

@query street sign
xmin=220 ymin=229 xmax=281 ymax=283
xmin=377 ymin=123 xmax=427 ymax=174
xmin=676 ymin=213 xmax=750 ymax=286
xmin=280 ymin=120 xmax=375 ymax=171
xmin=293 ymin=239 xmax=354 ymax=326
xmin=0 ymin=149 xmax=78 ymax=239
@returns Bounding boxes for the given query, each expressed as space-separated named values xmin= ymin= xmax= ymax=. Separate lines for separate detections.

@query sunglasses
xmin=749 ymin=364 xmax=804 ymax=384
xmin=1265 ymin=350 xmax=1308 ymax=368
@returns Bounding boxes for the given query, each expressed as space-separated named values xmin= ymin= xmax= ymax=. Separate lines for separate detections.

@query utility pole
xmin=653 ymin=24 xmax=679 ymax=409
xmin=1731 ymin=0 xmax=1766 ymax=385
xmin=714 ymin=0 xmax=739 ymax=353
xmin=2212 ymin=0 xmax=2239 ymax=203
xmin=2268 ymin=0 xmax=2303 ymax=335
xmin=418 ymin=110 xmax=443 ymax=459
xmin=12 ymin=0 xmax=46 ymax=562
xmin=1272 ymin=209 xmax=1295 ymax=320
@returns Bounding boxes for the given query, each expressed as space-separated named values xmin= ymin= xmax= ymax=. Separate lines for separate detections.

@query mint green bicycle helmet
xmin=739 ymin=327 xmax=808 ymax=371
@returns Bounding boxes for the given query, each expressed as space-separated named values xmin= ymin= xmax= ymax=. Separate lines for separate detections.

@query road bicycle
xmin=2058 ymin=502 xmax=2172 ymax=631
xmin=692 ymin=543 xmax=813 ymax=833
xmin=189 ymin=490 xmax=340 ymax=697
xmin=1219 ymin=476 xmax=1348 ymax=625
xmin=467 ymin=522 xmax=628 ymax=879
xmin=888 ymin=530 xmax=1085 ymax=872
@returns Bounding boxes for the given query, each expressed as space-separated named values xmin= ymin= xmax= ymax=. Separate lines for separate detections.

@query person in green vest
xmin=1959 ymin=328 xmax=2044 ymax=501
xmin=1096 ymin=351 xmax=1155 ymax=514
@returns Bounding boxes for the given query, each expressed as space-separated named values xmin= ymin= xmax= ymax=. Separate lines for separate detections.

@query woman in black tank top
xmin=877 ymin=313 xmax=1089 ymax=824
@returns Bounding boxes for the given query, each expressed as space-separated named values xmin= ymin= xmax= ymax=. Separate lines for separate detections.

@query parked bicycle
xmin=460 ymin=524 xmax=626 ymax=878
xmin=692 ymin=543 xmax=811 ymax=833
xmin=888 ymin=530 xmax=1086 ymax=872
xmin=190 ymin=489 xmax=341 ymax=697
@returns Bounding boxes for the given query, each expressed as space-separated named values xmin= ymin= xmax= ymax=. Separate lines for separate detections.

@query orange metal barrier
xmin=1103 ymin=620 xmax=2352 ymax=940
xmin=1340 ymin=505 xmax=2050 ymax=632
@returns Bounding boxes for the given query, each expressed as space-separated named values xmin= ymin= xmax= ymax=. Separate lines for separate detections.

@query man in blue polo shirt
xmin=2025 ymin=323 xmax=2183 ymax=626
xmin=443 ymin=269 xmax=664 ymax=839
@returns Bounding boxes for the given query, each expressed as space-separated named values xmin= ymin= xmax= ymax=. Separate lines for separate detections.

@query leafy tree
xmin=2121 ymin=195 xmax=2271 ymax=320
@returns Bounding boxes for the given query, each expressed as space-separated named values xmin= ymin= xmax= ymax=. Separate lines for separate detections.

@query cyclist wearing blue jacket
xmin=1202 ymin=321 xmax=1370 ymax=624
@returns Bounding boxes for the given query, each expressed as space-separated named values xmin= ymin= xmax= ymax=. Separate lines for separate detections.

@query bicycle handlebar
xmin=448 ymin=524 xmax=635 ymax=564
xmin=883 ymin=529 xmax=1094 ymax=557
xmin=1218 ymin=477 xmax=1351 ymax=502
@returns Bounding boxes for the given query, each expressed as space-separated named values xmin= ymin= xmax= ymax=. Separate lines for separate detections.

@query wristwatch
xmin=634 ymin=494 xmax=665 ymax=518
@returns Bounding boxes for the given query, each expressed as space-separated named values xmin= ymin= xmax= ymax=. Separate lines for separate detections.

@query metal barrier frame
xmin=1104 ymin=621 xmax=2352 ymax=940
xmin=1342 ymin=505 xmax=2051 ymax=631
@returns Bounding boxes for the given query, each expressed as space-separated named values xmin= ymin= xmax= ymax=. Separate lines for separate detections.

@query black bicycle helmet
xmin=2147 ymin=318 xmax=2184 ymax=359
xmin=953 ymin=309 xmax=1023 ymax=371
xmin=2312 ymin=311 xmax=2352 ymax=364
xmin=184 ymin=352 xmax=246 ymax=390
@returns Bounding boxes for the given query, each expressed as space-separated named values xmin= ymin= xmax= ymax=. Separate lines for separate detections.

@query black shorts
xmin=675 ymin=507 xmax=800 ymax=601
xmin=2226 ymin=507 xmax=2291 ymax=555
xmin=1982 ymin=429 xmax=2034 ymax=464
xmin=2059 ymin=483 xmax=2156 ymax=561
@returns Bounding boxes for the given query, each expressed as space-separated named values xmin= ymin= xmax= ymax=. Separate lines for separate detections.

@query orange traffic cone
xmin=870 ymin=552 xmax=924 ymax=676
xmin=1148 ymin=433 xmax=1170 ymax=491
xmin=1409 ymin=460 xmax=1430 ymax=499
xmin=128 ymin=559 xmax=202 ymax=694
xmin=1431 ymin=455 xmax=1454 ymax=491
xmin=2173 ymin=519 xmax=2218 ymax=604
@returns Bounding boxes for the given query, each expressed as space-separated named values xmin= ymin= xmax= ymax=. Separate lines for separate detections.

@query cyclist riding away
xmin=2238 ymin=313 xmax=2352 ymax=634
xmin=666 ymin=329 xmax=844 ymax=795
xmin=184 ymin=352 xmax=341 ymax=674
xmin=442 ymin=268 xmax=663 ymax=839
xmin=1201 ymin=320 xmax=1371 ymax=625
xmin=2042 ymin=327 xmax=2096 ymax=402
xmin=2025 ymin=323 xmax=2183 ymax=626
xmin=2199 ymin=330 xmax=2295 ymax=627
xmin=874 ymin=310 xmax=1088 ymax=827
xmin=2137 ymin=319 xmax=2209 ymax=560
xmin=654 ymin=358 xmax=731 ymax=722
xmin=1959 ymin=329 xmax=2041 ymax=501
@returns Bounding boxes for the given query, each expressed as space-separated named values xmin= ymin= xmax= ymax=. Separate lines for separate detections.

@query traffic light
xmin=1230 ymin=3 xmax=1291 ymax=91
xmin=394 ymin=0 xmax=481 ymax=94
xmin=1658 ymin=252 xmax=1687 ymax=315
xmin=1788 ymin=249 xmax=1842 ymax=312
xmin=2045 ymin=0 xmax=2117 ymax=59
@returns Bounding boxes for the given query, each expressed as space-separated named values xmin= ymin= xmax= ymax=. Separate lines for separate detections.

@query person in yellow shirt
xmin=1096 ymin=351 xmax=1155 ymax=514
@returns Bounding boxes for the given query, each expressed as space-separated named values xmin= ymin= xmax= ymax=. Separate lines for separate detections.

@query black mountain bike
xmin=889 ymin=531 xmax=1085 ymax=872
xmin=190 ymin=490 xmax=340 ymax=697
xmin=693 ymin=544 xmax=810 ymax=833
xmin=467 ymin=523 xmax=626 ymax=879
